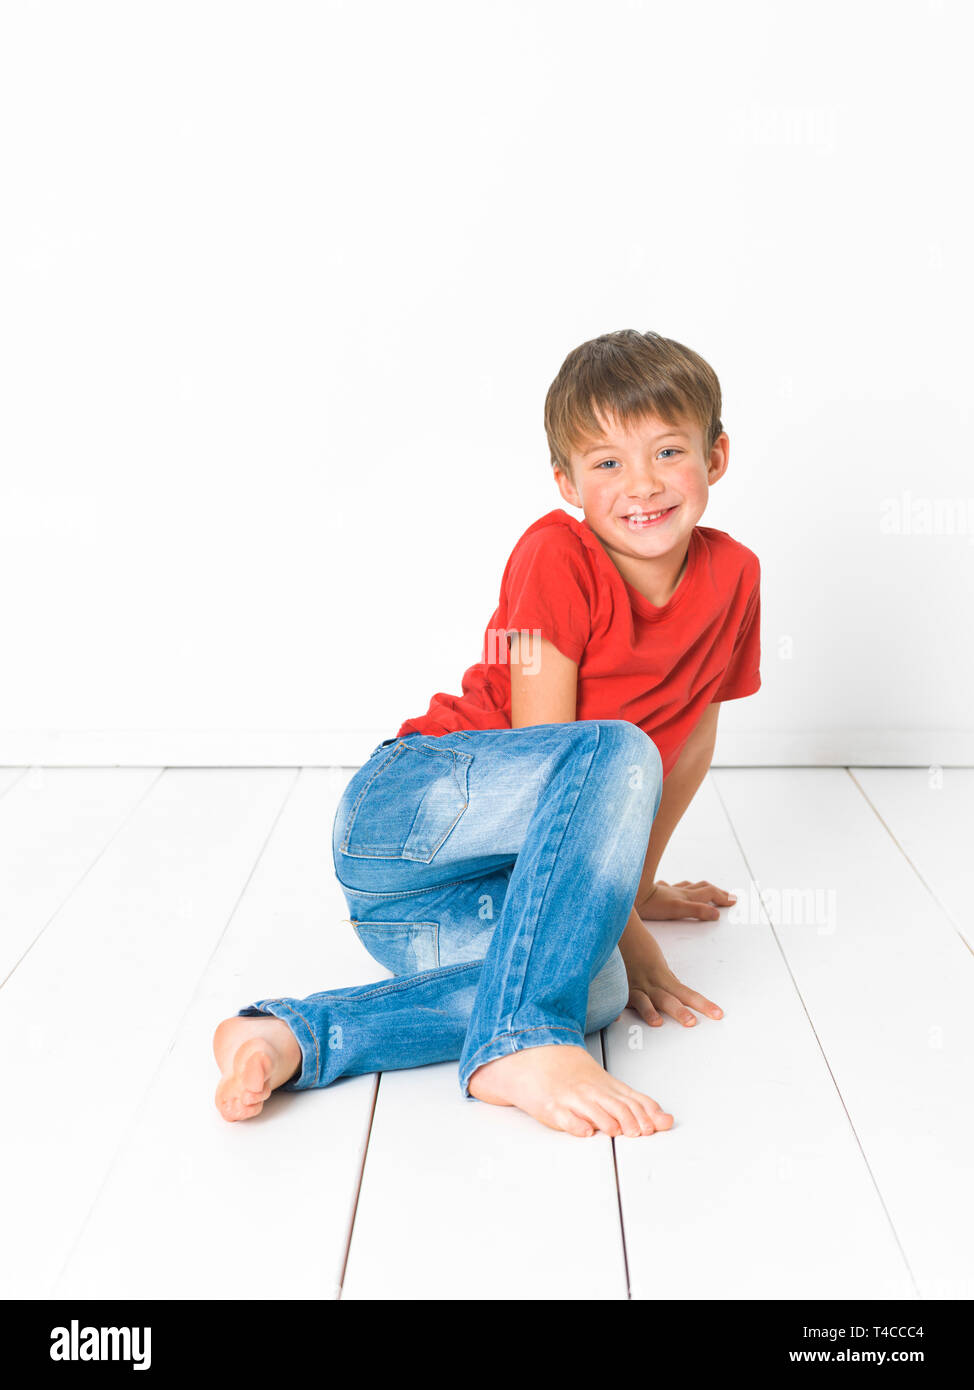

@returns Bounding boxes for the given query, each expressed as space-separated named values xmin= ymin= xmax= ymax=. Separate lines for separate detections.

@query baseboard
xmin=0 ymin=727 xmax=972 ymax=768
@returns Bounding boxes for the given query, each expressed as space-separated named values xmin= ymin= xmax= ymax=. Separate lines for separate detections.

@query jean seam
xmin=264 ymin=999 xmax=321 ymax=1086
xmin=493 ymin=720 xmax=603 ymax=1028
xmin=335 ymin=866 xmax=514 ymax=900
xmin=305 ymin=960 xmax=480 ymax=1005
xmin=410 ymin=739 xmax=473 ymax=770
xmin=466 ymin=1024 xmax=584 ymax=1063
xmin=350 ymin=919 xmax=439 ymax=929
xmin=461 ymin=1027 xmax=587 ymax=1094
xmin=350 ymin=919 xmax=440 ymax=972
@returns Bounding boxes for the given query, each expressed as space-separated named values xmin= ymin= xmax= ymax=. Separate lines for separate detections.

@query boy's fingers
xmin=650 ymin=988 xmax=698 ymax=1027
xmin=652 ymin=980 xmax=724 ymax=1023
xmin=675 ymin=984 xmax=724 ymax=1020
xmin=691 ymin=883 xmax=734 ymax=904
xmin=629 ymin=989 xmax=664 ymax=1026
xmin=675 ymin=897 xmax=720 ymax=920
xmin=676 ymin=880 xmax=737 ymax=904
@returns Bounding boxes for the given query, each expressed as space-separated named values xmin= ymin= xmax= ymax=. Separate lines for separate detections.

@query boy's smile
xmin=555 ymin=410 xmax=730 ymax=608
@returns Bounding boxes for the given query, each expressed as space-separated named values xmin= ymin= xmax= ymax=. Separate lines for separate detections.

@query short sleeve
xmin=713 ymin=564 xmax=761 ymax=701
xmin=497 ymin=524 xmax=592 ymax=666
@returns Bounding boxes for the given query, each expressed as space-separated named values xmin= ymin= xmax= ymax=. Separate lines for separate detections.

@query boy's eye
xmin=595 ymin=449 xmax=682 ymax=468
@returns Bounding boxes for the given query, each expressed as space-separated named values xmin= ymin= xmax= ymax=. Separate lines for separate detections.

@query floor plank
xmin=54 ymin=769 xmax=382 ymax=1300
xmin=709 ymin=767 xmax=974 ymax=1300
xmin=0 ymin=767 xmax=28 ymax=798
xmin=0 ymin=768 xmax=295 ymax=1298
xmin=605 ymin=772 xmax=916 ymax=1301
xmin=0 ymin=767 xmax=160 ymax=986
xmin=7 ymin=760 xmax=970 ymax=1301
xmin=852 ymin=767 xmax=974 ymax=952
xmin=341 ymin=1031 xmax=627 ymax=1301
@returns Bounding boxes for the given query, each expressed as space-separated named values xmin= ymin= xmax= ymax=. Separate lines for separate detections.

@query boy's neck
xmin=590 ymin=528 xmax=692 ymax=609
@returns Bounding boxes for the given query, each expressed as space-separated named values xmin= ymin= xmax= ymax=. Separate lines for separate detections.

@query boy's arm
xmin=509 ymin=633 xmax=577 ymax=727
xmin=618 ymin=900 xmax=724 ymax=1025
xmin=508 ymin=644 xmax=726 ymax=1025
xmin=633 ymin=703 xmax=720 ymax=915
xmin=509 ymin=642 xmax=721 ymax=903
xmin=620 ymin=701 xmax=728 ymax=1026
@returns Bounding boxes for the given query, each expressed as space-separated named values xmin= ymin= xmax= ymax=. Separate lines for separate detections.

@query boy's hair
xmin=543 ymin=329 xmax=723 ymax=483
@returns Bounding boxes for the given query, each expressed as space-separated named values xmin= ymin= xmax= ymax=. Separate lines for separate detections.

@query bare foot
xmin=213 ymin=1015 xmax=302 ymax=1122
xmin=468 ymin=1042 xmax=673 ymax=1138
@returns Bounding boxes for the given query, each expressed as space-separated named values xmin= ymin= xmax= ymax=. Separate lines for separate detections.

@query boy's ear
xmin=554 ymin=465 xmax=581 ymax=509
xmin=707 ymin=432 xmax=730 ymax=486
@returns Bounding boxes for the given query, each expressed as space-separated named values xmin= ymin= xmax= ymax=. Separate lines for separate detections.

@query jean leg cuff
xmin=459 ymin=1026 xmax=588 ymax=1100
xmin=235 ymin=999 xmax=320 ymax=1090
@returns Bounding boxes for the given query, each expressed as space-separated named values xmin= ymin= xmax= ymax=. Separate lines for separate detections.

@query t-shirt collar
xmin=570 ymin=509 xmax=700 ymax=621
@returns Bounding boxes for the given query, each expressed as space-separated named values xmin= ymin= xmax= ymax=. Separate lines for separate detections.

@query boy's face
xmin=554 ymin=409 xmax=729 ymax=567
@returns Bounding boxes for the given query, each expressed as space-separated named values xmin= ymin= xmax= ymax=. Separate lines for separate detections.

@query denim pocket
xmin=350 ymin=920 xmax=440 ymax=974
xmin=338 ymin=737 xmax=472 ymax=863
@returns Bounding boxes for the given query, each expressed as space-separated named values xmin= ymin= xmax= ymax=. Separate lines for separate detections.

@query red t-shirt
xmin=396 ymin=508 xmax=761 ymax=778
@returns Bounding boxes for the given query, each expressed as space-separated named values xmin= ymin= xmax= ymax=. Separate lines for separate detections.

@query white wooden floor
xmin=2 ymin=762 xmax=972 ymax=1301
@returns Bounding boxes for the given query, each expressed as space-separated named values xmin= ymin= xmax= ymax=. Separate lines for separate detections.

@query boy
xmin=213 ymin=329 xmax=761 ymax=1139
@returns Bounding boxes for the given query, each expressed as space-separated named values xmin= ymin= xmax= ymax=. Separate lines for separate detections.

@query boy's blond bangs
xmin=544 ymin=329 xmax=724 ymax=481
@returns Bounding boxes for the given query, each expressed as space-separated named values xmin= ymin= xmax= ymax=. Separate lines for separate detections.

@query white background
xmin=1 ymin=0 xmax=971 ymax=766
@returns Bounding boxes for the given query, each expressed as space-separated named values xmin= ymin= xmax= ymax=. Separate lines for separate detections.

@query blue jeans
xmin=236 ymin=720 xmax=663 ymax=1098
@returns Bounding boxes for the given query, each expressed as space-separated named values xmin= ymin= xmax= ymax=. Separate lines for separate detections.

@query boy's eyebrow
xmin=579 ymin=429 xmax=690 ymax=456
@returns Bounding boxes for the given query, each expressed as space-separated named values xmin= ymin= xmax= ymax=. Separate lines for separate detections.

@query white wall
xmin=2 ymin=0 xmax=971 ymax=767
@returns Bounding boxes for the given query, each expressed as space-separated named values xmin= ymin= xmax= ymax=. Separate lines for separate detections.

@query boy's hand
xmin=637 ymin=879 xmax=737 ymax=922
xmin=619 ymin=914 xmax=724 ymax=1028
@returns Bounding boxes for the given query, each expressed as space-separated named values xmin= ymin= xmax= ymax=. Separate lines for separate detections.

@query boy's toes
xmin=559 ymin=1109 xmax=595 ymax=1138
xmin=226 ymin=1093 xmax=263 ymax=1121
xmin=634 ymin=1091 xmax=673 ymax=1130
xmin=216 ymin=1092 xmax=238 ymax=1122
xmin=615 ymin=1106 xmax=644 ymax=1138
xmin=242 ymin=1050 xmax=272 ymax=1094
xmin=213 ymin=1043 xmax=274 ymax=1120
xmin=215 ymin=1068 xmax=269 ymax=1122
xmin=579 ymin=1099 xmax=621 ymax=1137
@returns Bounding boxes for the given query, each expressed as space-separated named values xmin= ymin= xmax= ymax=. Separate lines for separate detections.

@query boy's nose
xmin=625 ymin=462 xmax=663 ymax=492
xmin=626 ymin=478 xmax=665 ymax=501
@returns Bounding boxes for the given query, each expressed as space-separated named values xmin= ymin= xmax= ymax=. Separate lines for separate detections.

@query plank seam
xmin=846 ymin=768 xmax=972 ymax=957
xmin=50 ymin=765 xmax=303 ymax=1296
xmin=0 ymin=767 xmax=29 ymax=800
xmin=708 ymin=767 xmax=922 ymax=1299
xmin=337 ymin=1072 xmax=382 ymax=1299
xmin=0 ymin=767 xmax=166 ymax=996
xmin=602 ymin=1029 xmax=632 ymax=1300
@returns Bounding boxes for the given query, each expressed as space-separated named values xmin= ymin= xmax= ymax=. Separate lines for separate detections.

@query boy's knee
xmin=592 ymin=718 xmax=657 ymax=760
xmin=589 ymin=720 xmax=663 ymax=795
